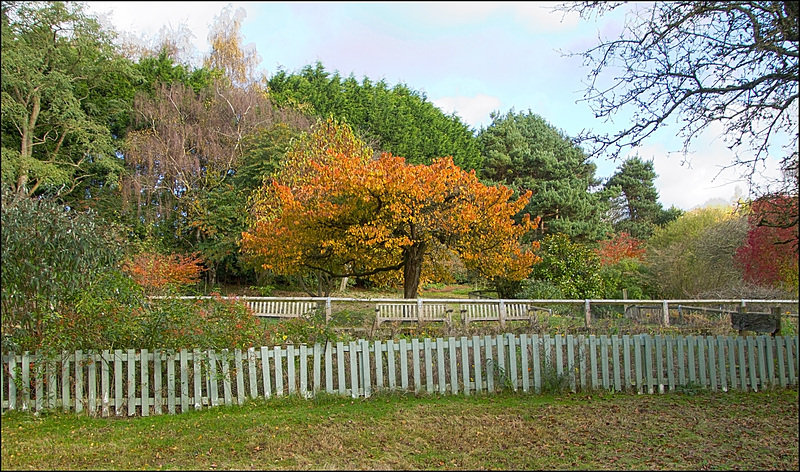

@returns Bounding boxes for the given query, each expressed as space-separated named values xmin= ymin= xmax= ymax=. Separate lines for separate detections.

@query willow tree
xmin=242 ymin=119 xmax=540 ymax=298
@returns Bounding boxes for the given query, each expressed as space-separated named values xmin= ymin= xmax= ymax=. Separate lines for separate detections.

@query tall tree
xmin=604 ymin=156 xmax=682 ymax=239
xmin=242 ymin=119 xmax=539 ymax=298
xmin=267 ymin=62 xmax=482 ymax=171
xmin=1 ymin=1 xmax=133 ymax=198
xmin=478 ymin=109 xmax=612 ymax=242
xmin=121 ymin=9 xmax=312 ymax=284
xmin=560 ymin=1 xmax=799 ymax=198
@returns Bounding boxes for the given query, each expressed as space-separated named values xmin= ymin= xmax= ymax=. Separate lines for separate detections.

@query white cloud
xmin=430 ymin=94 xmax=503 ymax=130
xmin=630 ymin=125 xmax=786 ymax=210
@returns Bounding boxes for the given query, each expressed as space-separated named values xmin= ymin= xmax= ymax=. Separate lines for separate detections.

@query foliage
xmin=1 ymin=1 xmax=133 ymax=198
xmin=143 ymin=295 xmax=268 ymax=350
xmin=42 ymin=290 xmax=270 ymax=352
xmin=604 ymin=157 xmax=682 ymax=239
xmin=478 ymin=109 xmax=612 ymax=242
xmin=267 ymin=61 xmax=482 ymax=170
xmin=121 ymin=251 xmax=206 ymax=296
xmin=561 ymin=1 xmax=799 ymax=197
xmin=242 ymin=119 xmax=540 ymax=299
xmin=735 ymin=194 xmax=799 ymax=295
xmin=526 ymin=233 xmax=605 ymax=299
xmin=40 ymin=269 xmax=147 ymax=353
xmin=596 ymin=232 xmax=646 ymax=266
xmin=268 ymin=309 xmax=339 ymax=346
xmin=1 ymin=189 xmax=124 ymax=352
xmin=598 ymin=258 xmax=651 ymax=300
xmin=645 ymin=206 xmax=750 ymax=298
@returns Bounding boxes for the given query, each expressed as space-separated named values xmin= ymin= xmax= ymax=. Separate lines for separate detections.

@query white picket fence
xmin=2 ymin=333 xmax=797 ymax=417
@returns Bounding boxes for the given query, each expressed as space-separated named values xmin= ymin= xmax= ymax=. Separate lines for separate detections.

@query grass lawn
xmin=2 ymin=388 xmax=797 ymax=470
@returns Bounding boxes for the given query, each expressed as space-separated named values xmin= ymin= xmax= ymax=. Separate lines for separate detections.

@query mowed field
xmin=2 ymin=388 xmax=797 ymax=470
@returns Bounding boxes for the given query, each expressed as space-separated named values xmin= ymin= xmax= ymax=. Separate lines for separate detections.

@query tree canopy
xmin=1 ymin=1 xmax=134 ymax=198
xmin=478 ymin=109 xmax=612 ymax=242
xmin=241 ymin=119 xmax=540 ymax=298
xmin=267 ymin=62 xmax=482 ymax=171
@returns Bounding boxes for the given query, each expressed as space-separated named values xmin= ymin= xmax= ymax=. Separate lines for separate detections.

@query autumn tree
xmin=595 ymin=232 xmax=646 ymax=266
xmin=560 ymin=1 xmax=799 ymax=198
xmin=122 ymin=8 xmax=311 ymax=284
xmin=735 ymin=194 xmax=799 ymax=295
xmin=121 ymin=251 xmax=206 ymax=296
xmin=242 ymin=119 xmax=540 ymax=298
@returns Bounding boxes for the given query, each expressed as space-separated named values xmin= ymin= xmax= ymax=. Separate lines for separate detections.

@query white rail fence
xmin=155 ymin=296 xmax=799 ymax=330
xmin=2 ymin=333 xmax=797 ymax=417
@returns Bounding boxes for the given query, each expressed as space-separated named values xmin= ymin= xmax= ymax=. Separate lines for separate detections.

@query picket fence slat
xmin=4 ymin=334 xmax=798 ymax=417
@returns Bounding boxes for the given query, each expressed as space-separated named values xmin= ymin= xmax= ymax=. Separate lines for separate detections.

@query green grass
xmin=2 ymin=388 xmax=797 ymax=470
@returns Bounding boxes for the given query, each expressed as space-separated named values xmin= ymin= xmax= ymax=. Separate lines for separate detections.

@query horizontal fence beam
xmin=147 ymin=296 xmax=800 ymax=328
xmin=148 ymin=296 xmax=800 ymax=305
xmin=2 ymin=334 xmax=797 ymax=418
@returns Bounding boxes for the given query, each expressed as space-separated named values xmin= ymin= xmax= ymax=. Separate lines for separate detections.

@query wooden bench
xmin=375 ymin=303 xmax=453 ymax=327
xmin=246 ymin=300 xmax=318 ymax=319
xmin=460 ymin=302 xmax=551 ymax=327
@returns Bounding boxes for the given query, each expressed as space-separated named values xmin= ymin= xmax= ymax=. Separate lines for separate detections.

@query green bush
xmin=1 ymin=189 xmax=124 ymax=352
xmin=40 ymin=288 xmax=273 ymax=352
xmin=143 ymin=294 xmax=270 ymax=350
xmin=270 ymin=308 xmax=338 ymax=345
xmin=41 ymin=270 xmax=147 ymax=353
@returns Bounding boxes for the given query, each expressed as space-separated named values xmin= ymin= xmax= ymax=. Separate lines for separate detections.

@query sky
xmin=85 ymin=1 xmax=789 ymax=211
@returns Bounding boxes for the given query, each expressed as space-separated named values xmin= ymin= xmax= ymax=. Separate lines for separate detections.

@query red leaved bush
xmin=596 ymin=232 xmax=646 ymax=266
xmin=122 ymin=252 xmax=206 ymax=295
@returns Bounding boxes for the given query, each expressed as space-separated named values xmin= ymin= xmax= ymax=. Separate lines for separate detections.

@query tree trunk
xmin=402 ymin=243 xmax=426 ymax=299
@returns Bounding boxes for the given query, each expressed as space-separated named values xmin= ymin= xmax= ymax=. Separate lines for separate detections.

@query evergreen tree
xmin=604 ymin=157 xmax=682 ymax=239
xmin=478 ymin=109 xmax=612 ymax=242
xmin=267 ymin=61 xmax=482 ymax=170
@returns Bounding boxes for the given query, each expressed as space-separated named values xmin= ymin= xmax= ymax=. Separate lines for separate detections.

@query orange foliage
xmin=122 ymin=252 xmax=206 ymax=294
xmin=242 ymin=119 xmax=540 ymax=297
xmin=595 ymin=232 xmax=646 ymax=266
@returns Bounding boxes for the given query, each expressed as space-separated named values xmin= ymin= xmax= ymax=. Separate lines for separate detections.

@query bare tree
xmin=558 ymin=1 xmax=798 ymax=197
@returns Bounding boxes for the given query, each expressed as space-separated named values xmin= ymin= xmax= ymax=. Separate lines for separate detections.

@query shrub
xmin=143 ymin=294 xmax=269 ymax=350
xmin=269 ymin=308 xmax=338 ymax=345
xmin=41 ymin=270 xmax=147 ymax=353
xmin=121 ymin=251 xmax=206 ymax=296
xmin=1 ymin=189 xmax=124 ymax=352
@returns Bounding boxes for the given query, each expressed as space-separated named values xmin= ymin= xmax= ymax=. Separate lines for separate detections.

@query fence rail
xmin=2 ymin=333 xmax=797 ymax=417
xmin=151 ymin=296 xmax=799 ymax=329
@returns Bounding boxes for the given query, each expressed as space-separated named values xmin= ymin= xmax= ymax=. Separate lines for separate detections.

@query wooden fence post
xmin=325 ymin=297 xmax=332 ymax=325
xmin=584 ymin=299 xmax=591 ymax=328
xmin=662 ymin=300 xmax=670 ymax=327
xmin=623 ymin=289 xmax=629 ymax=318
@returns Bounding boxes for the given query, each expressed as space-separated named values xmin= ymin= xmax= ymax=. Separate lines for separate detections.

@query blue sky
xmin=86 ymin=1 xmax=787 ymax=211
